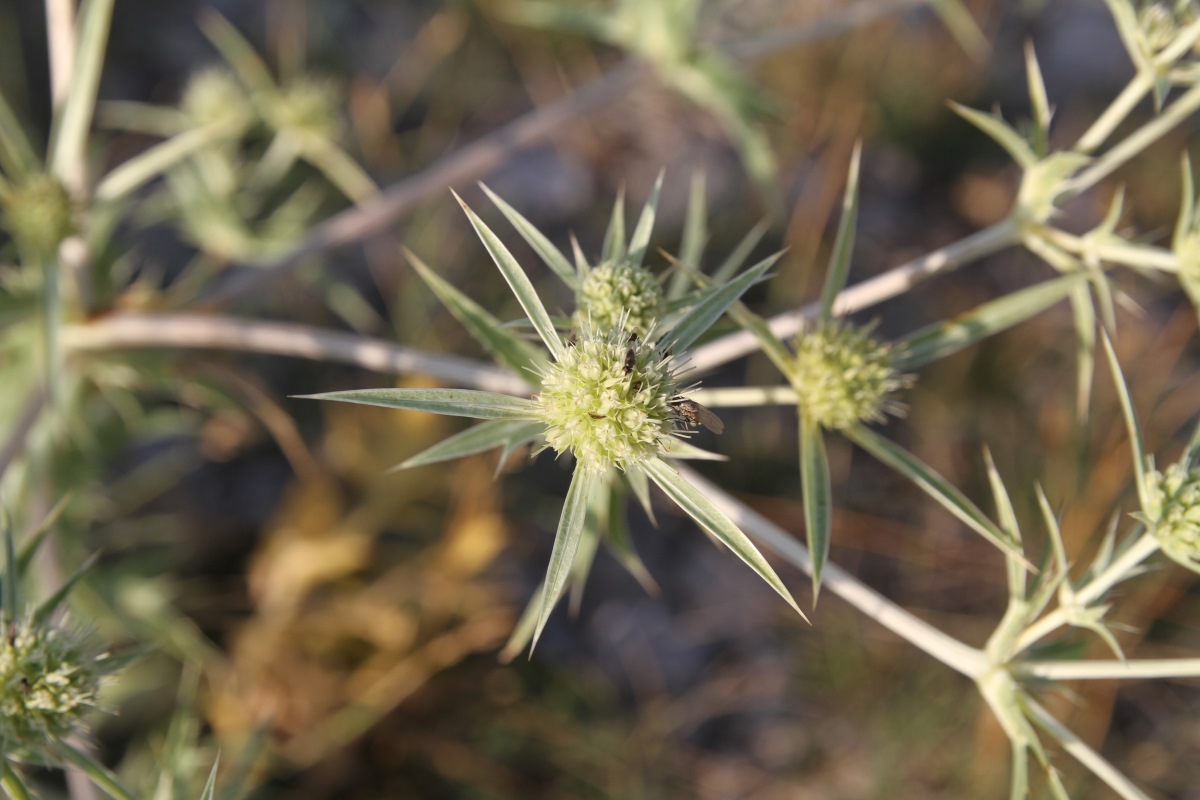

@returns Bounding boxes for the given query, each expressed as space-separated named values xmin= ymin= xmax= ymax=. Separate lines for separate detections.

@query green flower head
xmin=181 ymin=67 xmax=253 ymax=130
xmin=1141 ymin=461 xmax=1200 ymax=571
xmin=573 ymin=259 xmax=665 ymax=335
xmin=789 ymin=321 xmax=909 ymax=430
xmin=268 ymin=77 xmax=341 ymax=141
xmin=0 ymin=613 xmax=102 ymax=758
xmin=1 ymin=174 xmax=73 ymax=258
xmin=537 ymin=321 xmax=684 ymax=473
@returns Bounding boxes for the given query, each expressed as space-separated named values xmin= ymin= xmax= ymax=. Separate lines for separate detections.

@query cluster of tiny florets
xmin=0 ymin=614 xmax=101 ymax=757
xmin=574 ymin=260 xmax=664 ymax=335
xmin=788 ymin=322 xmax=909 ymax=430
xmin=1140 ymin=462 xmax=1200 ymax=571
xmin=268 ymin=78 xmax=341 ymax=141
xmin=537 ymin=326 xmax=678 ymax=472
xmin=182 ymin=68 xmax=253 ymax=131
xmin=1 ymin=174 xmax=73 ymax=258
xmin=1138 ymin=1 xmax=1196 ymax=53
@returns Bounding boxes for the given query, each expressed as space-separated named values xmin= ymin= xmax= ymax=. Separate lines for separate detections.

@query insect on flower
xmin=671 ymin=398 xmax=724 ymax=434
xmin=624 ymin=332 xmax=638 ymax=375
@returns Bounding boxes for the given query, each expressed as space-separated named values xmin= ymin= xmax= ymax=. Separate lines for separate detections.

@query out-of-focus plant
xmin=3 ymin=0 xmax=1200 ymax=797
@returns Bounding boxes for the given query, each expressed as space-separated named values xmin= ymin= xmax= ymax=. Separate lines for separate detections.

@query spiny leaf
xmin=298 ymin=388 xmax=539 ymax=420
xmin=658 ymin=251 xmax=778 ymax=354
xmin=819 ymin=142 xmax=862 ymax=324
xmin=480 ymin=183 xmax=579 ymax=289
xmin=393 ymin=419 xmax=544 ymax=471
xmin=643 ymin=458 xmax=805 ymax=620
xmin=456 ymin=192 xmax=565 ymax=359
xmin=602 ymin=188 xmax=626 ymax=263
xmin=628 ymin=170 xmax=664 ymax=268
xmin=800 ymin=418 xmax=832 ymax=602
xmin=532 ymin=467 xmax=599 ymax=650
xmin=1101 ymin=334 xmax=1149 ymax=511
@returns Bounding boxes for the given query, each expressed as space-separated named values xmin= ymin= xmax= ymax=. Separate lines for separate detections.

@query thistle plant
xmin=304 ymin=188 xmax=803 ymax=650
xmin=6 ymin=0 xmax=1200 ymax=796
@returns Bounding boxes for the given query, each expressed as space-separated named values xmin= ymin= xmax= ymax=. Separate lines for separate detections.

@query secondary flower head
xmin=537 ymin=322 xmax=680 ymax=473
xmin=1 ymin=173 xmax=73 ymax=258
xmin=573 ymin=259 xmax=664 ymax=335
xmin=0 ymin=613 xmax=102 ymax=758
xmin=1141 ymin=461 xmax=1200 ymax=571
xmin=789 ymin=321 xmax=909 ymax=430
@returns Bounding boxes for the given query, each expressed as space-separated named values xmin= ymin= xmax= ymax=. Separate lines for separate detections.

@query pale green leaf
xmin=95 ymin=120 xmax=240 ymax=202
xmin=457 ymin=193 xmax=565 ymax=360
xmin=1070 ymin=279 xmax=1097 ymax=420
xmin=846 ymin=424 xmax=1025 ymax=563
xmin=569 ymin=472 xmax=609 ymax=615
xmin=394 ymin=419 xmax=544 ymax=471
xmin=199 ymin=754 xmax=220 ymax=800
xmin=0 ymin=762 xmax=34 ymax=800
xmin=819 ymin=142 xmax=861 ymax=323
xmin=0 ymin=90 xmax=38 ymax=179
xmin=1101 ymin=334 xmax=1149 ymax=511
xmin=984 ymin=447 xmax=1025 ymax=599
xmin=480 ymin=183 xmax=578 ymax=289
xmin=659 ymin=438 xmax=728 ymax=461
xmin=533 ymin=467 xmax=599 ymax=649
xmin=949 ymin=102 xmax=1036 ymax=167
xmin=3 ymin=514 xmax=16 ymax=624
xmin=499 ymin=582 xmax=547 ymax=663
xmin=605 ymin=477 xmax=659 ymax=594
xmin=1024 ymin=42 xmax=1051 ymax=156
xmin=658 ymin=251 xmax=778 ymax=353
xmin=627 ymin=170 xmax=664 ymax=268
xmin=1174 ymin=154 xmax=1195 ymax=253
xmin=710 ymin=219 xmax=770 ymax=285
xmin=893 ymin=273 xmax=1083 ymax=370
xmin=623 ymin=466 xmax=656 ymax=526
xmin=800 ymin=418 xmax=832 ymax=602
xmin=407 ymin=249 xmax=545 ymax=376
xmin=299 ymin=388 xmax=538 ymax=420
xmin=199 ymin=9 xmax=278 ymax=96
xmin=642 ymin=458 xmax=805 ymax=619
xmin=668 ymin=171 xmax=708 ymax=300
xmin=48 ymin=0 xmax=115 ymax=178
xmin=602 ymin=188 xmax=626 ymax=263
xmin=54 ymin=741 xmax=138 ymax=800
xmin=930 ymin=0 xmax=989 ymax=61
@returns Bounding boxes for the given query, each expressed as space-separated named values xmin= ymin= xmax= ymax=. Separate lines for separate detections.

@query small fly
xmin=671 ymin=399 xmax=724 ymax=435
xmin=624 ymin=332 xmax=638 ymax=375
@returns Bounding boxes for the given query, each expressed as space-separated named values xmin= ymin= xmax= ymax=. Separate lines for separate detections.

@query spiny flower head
xmin=1 ymin=174 xmax=73 ymax=258
xmin=181 ymin=67 xmax=253 ymax=131
xmin=268 ymin=78 xmax=341 ymax=141
xmin=573 ymin=259 xmax=665 ymax=335
xmin=0 ymin=613 xmax=102 ymax=758
xmin=788 ymin=321 xmax=909 ymax=430
xmin=1140 ymin=461 xmax=1200 ymax=571
xmin=537 ymin=322 xmax=681 ymax=473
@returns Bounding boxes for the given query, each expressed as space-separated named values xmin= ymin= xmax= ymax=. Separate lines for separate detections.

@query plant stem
xmin=1015 ymin=657 xmax=1200 ymax=681
xmin=689 ymin=386 xmax=799 ymax=406
xmin=63 ymin=313 xmax=531 ymax=395
xmin=1023 ymin=696 xmax=1153 ymax=800
xmin=676 ymin=463 xmax=987 ymax=678
xmin=1069 ymin=81 xmax=1200 ymax=195
xmin=44 ymin=0 xmax=75 ymax=115
xmin=1013 ymin=533 xmax=1160 ymax=654
xmin=1074 ymin=72 xmax=1153 ymax=155
xmin=194 ymin=1 xmax=935 ymax=311
xmin=689 ymin=218 xmax=1021 ymax=374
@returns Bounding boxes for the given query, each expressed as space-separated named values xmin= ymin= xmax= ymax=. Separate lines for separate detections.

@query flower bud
xmin=573 ymin=260 xmax=664 ymax=335
xmin=788 ymin=322 xmax=909 ymax=430
xmin=1141 ymin=462 xmax=1200 ymax=571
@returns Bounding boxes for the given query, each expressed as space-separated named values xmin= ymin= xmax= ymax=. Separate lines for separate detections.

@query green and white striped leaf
xmin=819 ymin=142 xmax=861 ymax=324
xmin=569 ymin=471 xmax=610 ymax=614
xmin=642 ymin=457 xmax=805 ymax=619
xmin=710 ymin=219 xmax=770 ymax=285
xmin=0 ymin=762 xmax=34 ymax=800
xmin=658 ymin=251 xmax=778 ymax=354
xmin=480 ymin=183 xmax=578 ymax=289
xmin=457 ymin=193 xmax=565 ymax=360
xmin=668 ymin=171 xmax=709 ymax=300
xmin=533 ymin=467 xmax=600 ymax=649
xmin=949 ymin=102 xmax=1036 ymax=168
xmin=660 ymin=438 xmax=728 ymax=461
xmin=800 ymin=417 xmax=832 ymax=601
xmin=407 ymin=249 xmax=545 ymax=377
xmin=893 ymin=273 xmax=1083 ymax=370
xmin=847 ymin=424 xmax=1025 ymax=563
xmin=300 ymin=388 xmax=538 ymax=420
xmin=601 ymin=188 xmax=626 ymax=263
xmin=33 ymin=551 xmax=100 ymax=626
xmin=55 ymin=741 xmax=137 ymax=800
xmin=95 ymin=120 xmax=241 ymax=202
xmin=627 ymin=170 xmax=664 ymax=269
xmin=394 ymin=419 xmax=544 ymax=471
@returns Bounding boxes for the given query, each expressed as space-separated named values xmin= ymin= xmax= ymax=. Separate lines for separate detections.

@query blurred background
xmin=3 ymin=0 xmax=1200 ymax=797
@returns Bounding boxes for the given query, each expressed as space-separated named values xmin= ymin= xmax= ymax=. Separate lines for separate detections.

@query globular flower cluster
xmin=537 ymin=325 xmax=678 ymax=472
xmin=1 ymin=174 xmax=73 ymax=258
xmin=1141 ymin=462 xmax=1200 ymax=570
xmin=789 ymin=322 xmax=909 ymax=430
xmin=1138 ymin=1 xmax=1197 ymax=54
xmin=574 ymin=260 xmax=664 ymax=335
xmin=182 ymin=68 xmax=253 ymax=131
xmin=268 ymin=78 xmax=341 ymax=141
xmin=0 ymin=614 xmax=101 ymax=757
